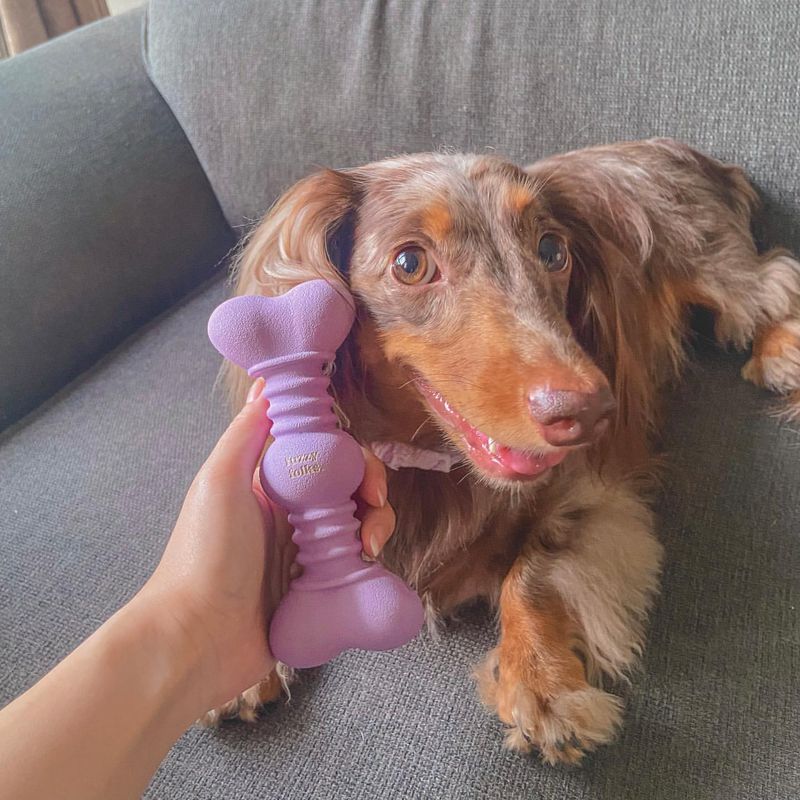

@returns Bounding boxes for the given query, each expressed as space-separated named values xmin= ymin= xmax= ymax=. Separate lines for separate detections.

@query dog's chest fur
xmin=380 ymin=457 xmax=596 ymax=616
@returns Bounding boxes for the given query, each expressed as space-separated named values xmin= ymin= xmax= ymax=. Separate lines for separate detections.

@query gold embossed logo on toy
xmin=286 ymin=451 xmax=323 ymax=479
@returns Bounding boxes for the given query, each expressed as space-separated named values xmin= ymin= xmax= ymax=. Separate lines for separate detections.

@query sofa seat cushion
xmin=1 ymin=279 xmax=798 ymax=799
xmin=146 ymin=0 xmax=800 ymax=265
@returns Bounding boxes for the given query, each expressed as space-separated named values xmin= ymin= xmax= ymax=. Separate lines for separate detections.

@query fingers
xmin=357 ymin=447 xmax=388 ymax=509
xmin=359 ymin=503 xmax=396 ymax=558
xmin=354 ymin=448 xmax=395 ymax=558
xmin=204 ymin=377 xmax=270 ymax=484
xmin=238 ymin=401 xmax=396 ymax=565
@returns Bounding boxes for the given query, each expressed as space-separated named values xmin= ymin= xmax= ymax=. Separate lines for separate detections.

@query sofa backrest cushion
xmin=145 ymin=0 xmax=800 ymax=253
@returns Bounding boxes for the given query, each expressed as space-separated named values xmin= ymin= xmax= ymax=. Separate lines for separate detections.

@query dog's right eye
xmin=538 ymin=233 xmax=569 ymax=273
xmin=392 ymin=247 xmax=439 ymax=285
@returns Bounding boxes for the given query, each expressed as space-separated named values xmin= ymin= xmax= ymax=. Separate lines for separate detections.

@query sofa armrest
xmin=0 ymin=9 xmax=235 ymax=431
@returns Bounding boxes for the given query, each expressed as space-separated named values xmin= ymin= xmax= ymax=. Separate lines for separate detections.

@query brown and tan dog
xmin=218 ymin=138 xmax=800 ymax=764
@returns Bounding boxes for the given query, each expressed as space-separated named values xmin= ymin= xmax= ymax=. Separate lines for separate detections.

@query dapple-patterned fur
xmin=216 ymin=139 xmax=800 ymax=763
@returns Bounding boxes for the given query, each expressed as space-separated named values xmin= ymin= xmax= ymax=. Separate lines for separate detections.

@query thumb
xmin=205 ymin=377 xmax=270 ymax=483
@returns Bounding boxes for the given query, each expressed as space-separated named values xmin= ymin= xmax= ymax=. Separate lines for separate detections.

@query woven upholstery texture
xmin=2 ymin=1 xmax=799 ymax=796
xmin=1 ymin=281 xmax=797 ymax=799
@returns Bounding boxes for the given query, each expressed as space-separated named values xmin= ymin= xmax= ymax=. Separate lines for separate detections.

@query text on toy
xmin=286 ymin=451 xmax=323 ymax=479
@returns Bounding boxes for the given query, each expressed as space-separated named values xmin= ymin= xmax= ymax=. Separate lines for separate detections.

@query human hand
xmin=0 ymin=377 xmax=396 ymax=800
xmin=135 ymin=378 xmax=394 ymax=713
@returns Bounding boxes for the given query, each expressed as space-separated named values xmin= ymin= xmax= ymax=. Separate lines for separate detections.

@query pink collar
xmin=370 ymin=441 xmax=461 ymax=473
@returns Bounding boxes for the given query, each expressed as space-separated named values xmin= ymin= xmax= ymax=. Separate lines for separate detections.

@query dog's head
xmin=236 ymin=153 xmax=653 ymax=487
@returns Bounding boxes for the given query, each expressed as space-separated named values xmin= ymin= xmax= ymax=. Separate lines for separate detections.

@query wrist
xmin=113 ymin=590 xmax=213 ymax=726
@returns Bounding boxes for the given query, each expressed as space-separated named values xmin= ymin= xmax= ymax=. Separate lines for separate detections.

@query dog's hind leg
xmin=742 ymin=284 xmax=800 ymax=418
xmin=685 ymin=247 xmax=800 ymax=412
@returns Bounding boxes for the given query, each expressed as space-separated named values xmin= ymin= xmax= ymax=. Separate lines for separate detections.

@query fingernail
xmin=369 ymin=532 xmax=382 ymax=558
xmin=376 ymin=485 xmax=387 ymax=508
xmin=247 ymin=377 xmax=265 ymax=403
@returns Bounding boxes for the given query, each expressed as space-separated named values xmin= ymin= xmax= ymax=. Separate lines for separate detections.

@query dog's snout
xmin=528 ymin=385 xmax=616 ymax=446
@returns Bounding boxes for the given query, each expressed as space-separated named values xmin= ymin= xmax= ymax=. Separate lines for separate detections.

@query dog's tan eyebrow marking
xmin=505 ymin=183 xmax=535 ymax=216
xmin=421 ymin=201 xmax=453 ymax=241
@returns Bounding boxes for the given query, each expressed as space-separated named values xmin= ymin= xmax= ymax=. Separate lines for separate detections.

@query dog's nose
xmin=528 ymin=386 xmax=616 ymax=447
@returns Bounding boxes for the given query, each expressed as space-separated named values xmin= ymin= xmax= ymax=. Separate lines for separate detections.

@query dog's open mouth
xmin=415 ymin=379 xmax=568 ymax=481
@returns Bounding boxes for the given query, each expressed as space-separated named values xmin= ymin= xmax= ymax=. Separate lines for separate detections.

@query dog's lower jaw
xmin=460 ymin=459 xmax=563 ymax=494
xmin=458 ymin=431 xmax=569 ymax=483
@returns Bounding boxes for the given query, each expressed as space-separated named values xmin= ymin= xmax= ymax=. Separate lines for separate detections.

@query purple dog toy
xmin=208 ymin=279 xmax=424 ymax=668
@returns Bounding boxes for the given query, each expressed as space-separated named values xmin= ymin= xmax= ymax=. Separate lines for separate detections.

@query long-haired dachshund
xmin=217 ymin=138 xmax=800 ymax=764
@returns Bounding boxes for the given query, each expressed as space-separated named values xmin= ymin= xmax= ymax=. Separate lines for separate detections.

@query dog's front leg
xmin=201 ymin=666 xmax=293 ymax=726
xmin=475 ymin=562 xmax=623 ymax=764
xmin=476 ymin=477 xmax=662 ymax=764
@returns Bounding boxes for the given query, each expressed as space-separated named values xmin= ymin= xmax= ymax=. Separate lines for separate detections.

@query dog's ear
xmin=224 ymin=169 xmax=361 ymax=409
xmin=528 ymin=164 xmax=683 ymax=456
xmin=233 ymin=168 xmax=361 ymax=298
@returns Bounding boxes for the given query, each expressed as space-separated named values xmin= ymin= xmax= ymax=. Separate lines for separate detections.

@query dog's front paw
xmin=503 ymin=684 xmax=623 ymax=765
xmin=475 ymin=648 xmax=623 ymax=765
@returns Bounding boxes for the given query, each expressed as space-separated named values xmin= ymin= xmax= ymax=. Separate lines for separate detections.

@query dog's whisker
xmin=429 ymin=377 xmax=484 ymax=392
xmin=410 ymin=418 xmax=431 ymax=442
xmin=401 ymin=375 xmax=485 ymax=393
xmin=456 ymin=468 xmax=474 ymax=487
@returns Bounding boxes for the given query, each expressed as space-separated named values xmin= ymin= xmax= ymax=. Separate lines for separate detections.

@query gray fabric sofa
xmin=1 ymin=2 xmax=798 ymax=797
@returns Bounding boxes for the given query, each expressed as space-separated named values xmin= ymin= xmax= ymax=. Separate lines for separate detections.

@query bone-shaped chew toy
xmin=207 ymin=279 xmax=424 ymax=668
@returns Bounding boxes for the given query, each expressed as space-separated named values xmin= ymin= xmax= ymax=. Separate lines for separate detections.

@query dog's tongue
xmin=500 ymin=445 xmax=550 ymax=475
xmin=485 ymin=439 xmax=567 ymax=475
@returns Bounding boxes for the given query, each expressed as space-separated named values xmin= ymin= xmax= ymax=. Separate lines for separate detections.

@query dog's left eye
xmin=538 ymin=233 xmax=569 ymax=273
xmin=392 ymin=247 xmax=439 ymax=285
